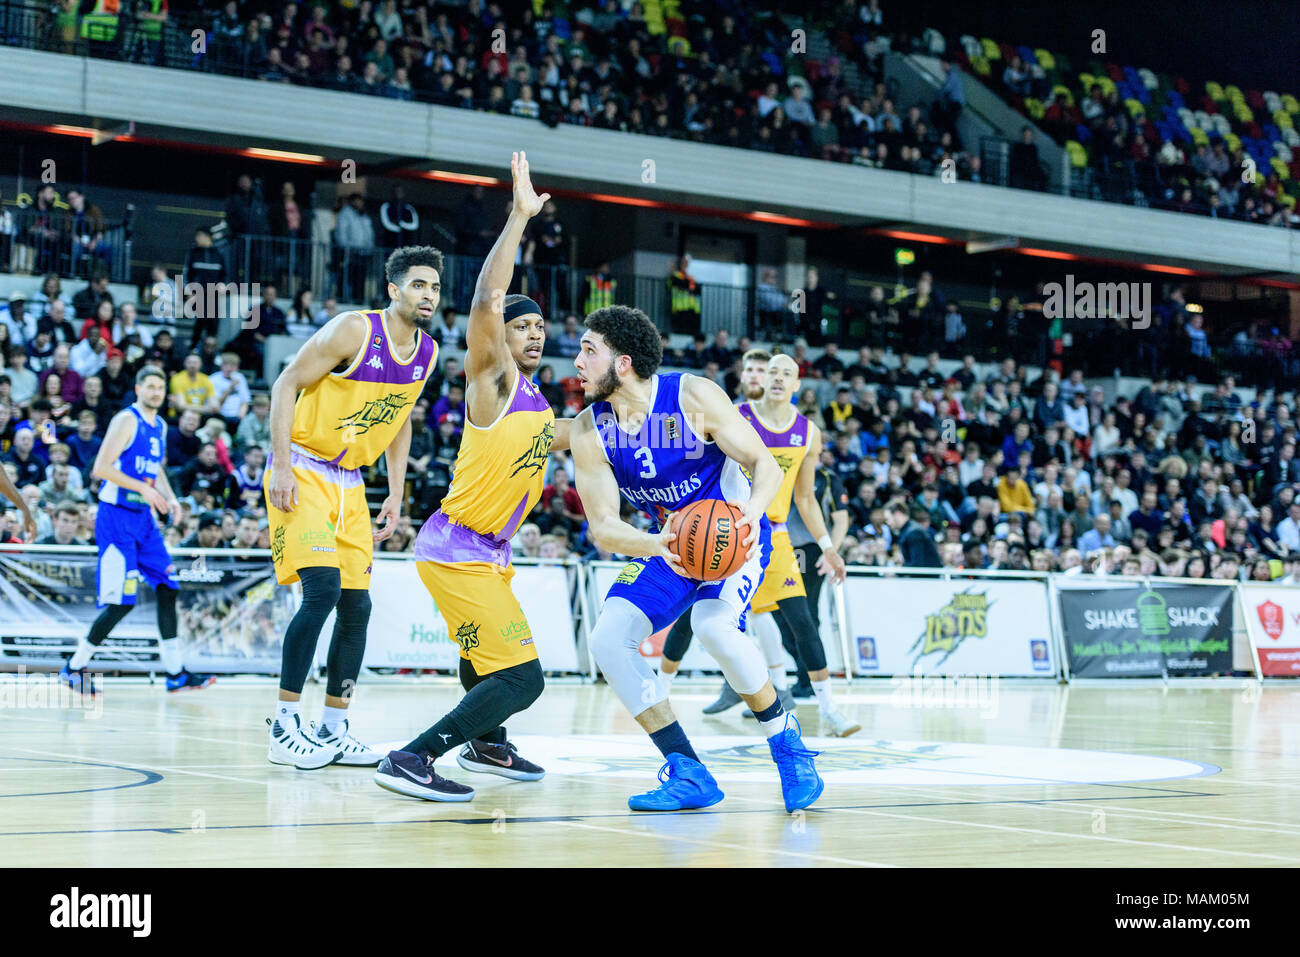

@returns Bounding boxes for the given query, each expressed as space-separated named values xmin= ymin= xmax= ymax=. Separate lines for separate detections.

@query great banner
xmin=0 ymin=548 xmax=293 ymax=673
xmin=1057 ymin=582 xmax=1234 ymax=678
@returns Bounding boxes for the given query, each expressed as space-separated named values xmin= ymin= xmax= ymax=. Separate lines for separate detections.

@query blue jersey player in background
xmin=59 ymin=365 xmax=215 ymax=695
xmin=569 ymin=305 xmax=823 ymax=814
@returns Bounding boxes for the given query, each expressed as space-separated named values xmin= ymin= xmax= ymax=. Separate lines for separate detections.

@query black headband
xmin=503 ymin=297 xmax=543 ymax=322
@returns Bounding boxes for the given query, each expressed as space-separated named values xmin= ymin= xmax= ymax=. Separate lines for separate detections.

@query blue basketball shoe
xmin=58 ymin=665 xmax=99 ymax=696
xmin=767 ymin=714 xmax=824 ymax=813
xmin=628 ymin=752 xmax=725 ymax=811
xmin=166 ymin=670 xmax=216 ymax=692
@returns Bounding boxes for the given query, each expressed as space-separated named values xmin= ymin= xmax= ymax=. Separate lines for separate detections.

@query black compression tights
xmin=279 ymin=567 xmax=371 ymax=697
xmin=403 ymin=658 xmax=545 ymax=759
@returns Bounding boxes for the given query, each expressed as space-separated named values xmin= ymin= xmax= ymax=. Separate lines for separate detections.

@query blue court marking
xmin=0 ymin=785 xmax=1215 ymax=838
xmin=0 ymin=754 xmax=163 ymax=799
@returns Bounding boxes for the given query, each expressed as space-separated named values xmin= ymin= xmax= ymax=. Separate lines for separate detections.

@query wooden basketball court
xmin=2 ymin=678 xmax=1298 ymax=867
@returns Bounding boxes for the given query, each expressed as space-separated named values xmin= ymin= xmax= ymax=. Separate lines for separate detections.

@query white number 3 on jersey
xmin=634 ymin=447 xmax=657 ymax=479
xmin=150 ymin=438 xmax=161 ymax=458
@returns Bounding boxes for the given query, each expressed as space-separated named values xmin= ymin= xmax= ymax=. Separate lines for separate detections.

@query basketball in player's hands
xmin=669 ymin=500 xmax=748 ymax=581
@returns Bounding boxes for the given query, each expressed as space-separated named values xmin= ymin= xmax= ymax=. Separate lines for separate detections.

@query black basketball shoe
xmin=374 ymin=750 xmax=475 ymax=802
xmin=456 ymin=739 xmax=545 ymax=781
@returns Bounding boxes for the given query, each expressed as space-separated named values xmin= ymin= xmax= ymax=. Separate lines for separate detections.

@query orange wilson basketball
xmin=669 ymin=500 xmax=748 ymax=580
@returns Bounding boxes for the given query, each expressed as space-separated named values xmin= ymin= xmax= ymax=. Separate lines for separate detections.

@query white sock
xmin=812 ymin=678 xmax=834 ymax=713
xmin=159 ymin=637 xmax=183 ymax=676
xmin=768 ymin=664 xmax=788 ymax=691
xmin=68 ymin=639 xmax=95 ymax=671
xmin=759 ymin=710 xmax=789 ymax=739
xmin=273 ymin=700 xmax=300 ymax=733
xmin=320 ymin=704 xmax=348 ymax=733
xmin=658 ymin=668 xmax=676 ymax=689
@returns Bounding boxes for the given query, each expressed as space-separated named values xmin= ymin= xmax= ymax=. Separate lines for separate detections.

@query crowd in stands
xmin=21 ymin=0 xmax=1299 ymax=222
xmin=2 ymin=260 xmax=1300 ymax=584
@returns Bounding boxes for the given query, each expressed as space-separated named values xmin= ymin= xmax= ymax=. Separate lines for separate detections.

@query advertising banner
xmin=1058 ymin=583 xmax=1234 ymax=677
xmin=1239 ymin=584 xmax=1300 ymax=677
xmin=841 ymin=576 xmax=1056 ymax=677
xmin=0 ymin=549 xmax=293 ymax=673
xmin=351 ymin=557 xmax=581 ymax=673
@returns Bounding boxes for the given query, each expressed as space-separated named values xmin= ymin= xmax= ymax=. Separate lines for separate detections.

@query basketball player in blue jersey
xmin=569 ymin=305 xmax=824 ymax=813
xmin=59 ymin=366 xmax=215 ymax=695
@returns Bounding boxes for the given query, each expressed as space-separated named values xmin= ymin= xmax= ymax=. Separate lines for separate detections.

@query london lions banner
xmin=1239 ymin=584 xmax=1300 ymax=677
xmin=841 ymin=576 xmax=1055 ymax=677
xmin=1057 ymin=583 xmax=1234 ymax=678
xmin=346 ymin=556 xmax=581 ymax=673
xmin=0 ymin=548 xmax=292 ymax=673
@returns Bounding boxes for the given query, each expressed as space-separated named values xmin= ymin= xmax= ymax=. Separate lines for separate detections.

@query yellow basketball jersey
xmin=290 ymin=311 xmax=437 ymax=470
xmin=435 ymin=371 xmax=555 ymax=540
xmin=739 ymin=402 xmax=812 ymax=524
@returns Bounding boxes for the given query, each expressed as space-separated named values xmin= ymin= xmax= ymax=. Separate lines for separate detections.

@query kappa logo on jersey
xmin=455 ymin=620 xmax=481 ymax=651
xmin=336 ymin=392 xmax=411 ymax=436
xmin=508 ymin=419 xmax=554 ymax=478
xmin=367 ymin=354 xmax=384 ymax=371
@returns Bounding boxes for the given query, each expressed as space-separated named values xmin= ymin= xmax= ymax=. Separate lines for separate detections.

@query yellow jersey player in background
xmin=264 ymin=246 xmax=440 ymax=769
xmin=375 ymin=152 xmax=570 ymax=802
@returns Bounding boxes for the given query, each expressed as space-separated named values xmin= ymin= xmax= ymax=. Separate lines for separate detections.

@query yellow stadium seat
xmin=1035 ymin=48 xmax=1056 ymax=71
xmin=1206 ymin=81 xmax=1224 ymax=100
xmin=1190 ymin=127 xmax=1209 ymax=146
xmin=1097 ymin=76 xmax=1116 ymax=96
xmin=1282 ymin=93 xmax=1299 ymax=113
xmin=1225 ymin=132 xmax=1241 ymax=152
xmin=1024 ymin=98 xmax=1044 ymax=119
xmin=1224 ymin=84 xmax=1242 ymax=102
xmin=1276 ymin=111 xmax=1294 ymax=129
xmin=981 ymin=37 xmax=1001 ymax=60
xmin=1066 ymin=141 xmax=1088 ymax=167
xmin=1271 ymin=157 xmax=1289 ymax=179
xmin=1051 ymin=84 xmax=1074 ymax=105
xmin=971 ymin=54 xmax=990 ymax=77
xmin=666 ymin=35 xmax=690 ymax=55
xmin=1125 ymin=98 xmax=1144 ymax=118
xmin=1079 ymin=71 xmax=1094 ymax=91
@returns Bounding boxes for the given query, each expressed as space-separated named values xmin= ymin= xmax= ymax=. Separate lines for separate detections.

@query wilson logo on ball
xmin=710 ymin=518 xmax=732 ymax=571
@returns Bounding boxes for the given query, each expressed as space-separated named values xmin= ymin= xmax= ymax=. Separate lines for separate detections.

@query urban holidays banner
xmin=1058 ymin=584 xmax=1234 ymax=678
xmin=0 ymin=548 xmax=294 ymax=673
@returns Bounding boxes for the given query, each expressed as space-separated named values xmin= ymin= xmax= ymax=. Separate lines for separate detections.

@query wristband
xmin=817 ymin=534 xmax=833 ymax=550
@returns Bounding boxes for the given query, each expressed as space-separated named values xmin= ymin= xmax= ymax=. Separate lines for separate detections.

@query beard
xmin=139 ymin=393 xmax=164 ymax=411
xmin=745 ymin=382 xmax=765 ymax=400
xmin=585 ymin=363 xmax=621 ymax=403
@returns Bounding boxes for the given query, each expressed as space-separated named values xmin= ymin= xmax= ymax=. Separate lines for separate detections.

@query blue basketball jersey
xmin=591 ymin=373 xmax=751 ymax=531
xmin=98 ymin=404 xmax=165 ymax=510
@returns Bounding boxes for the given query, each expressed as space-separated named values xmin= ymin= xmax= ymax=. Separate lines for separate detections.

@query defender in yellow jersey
xmin=263 ymin=246 xmax=441 ymax=770
xmin=376 ymin=152 xmax=570 ymax=803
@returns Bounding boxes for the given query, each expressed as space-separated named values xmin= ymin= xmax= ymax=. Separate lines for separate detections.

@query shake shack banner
xmin=0 ymin=549 xmax=294 ymax=673
xmin=1058 ymin=584 xmax=1235 ymax=677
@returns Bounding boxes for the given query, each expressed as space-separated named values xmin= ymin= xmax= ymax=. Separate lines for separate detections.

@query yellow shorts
xmin=752 ymin=528 xmax=806 ymax=615
xmin=265 ymin=449 xmax=372 ymax=590
xmin=417 ymin=561 xmax=539 ymax=675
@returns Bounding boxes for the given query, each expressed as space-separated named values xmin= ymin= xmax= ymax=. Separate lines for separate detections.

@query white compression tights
xmin=751 ymin=612 xmax=785 ymax=667
xmin=591 ymin=597 xmax=770 ymax=716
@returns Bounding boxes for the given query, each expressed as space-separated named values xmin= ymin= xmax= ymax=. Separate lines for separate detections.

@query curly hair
xmin=584 ymin=305 xmax=663 ymax=379
xmin=385 ymin=246 xmax=445 ymax=286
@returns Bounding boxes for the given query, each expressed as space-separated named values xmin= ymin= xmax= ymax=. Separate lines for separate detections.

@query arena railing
xmin=1 ymin=207 xmax=133 ymax=283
